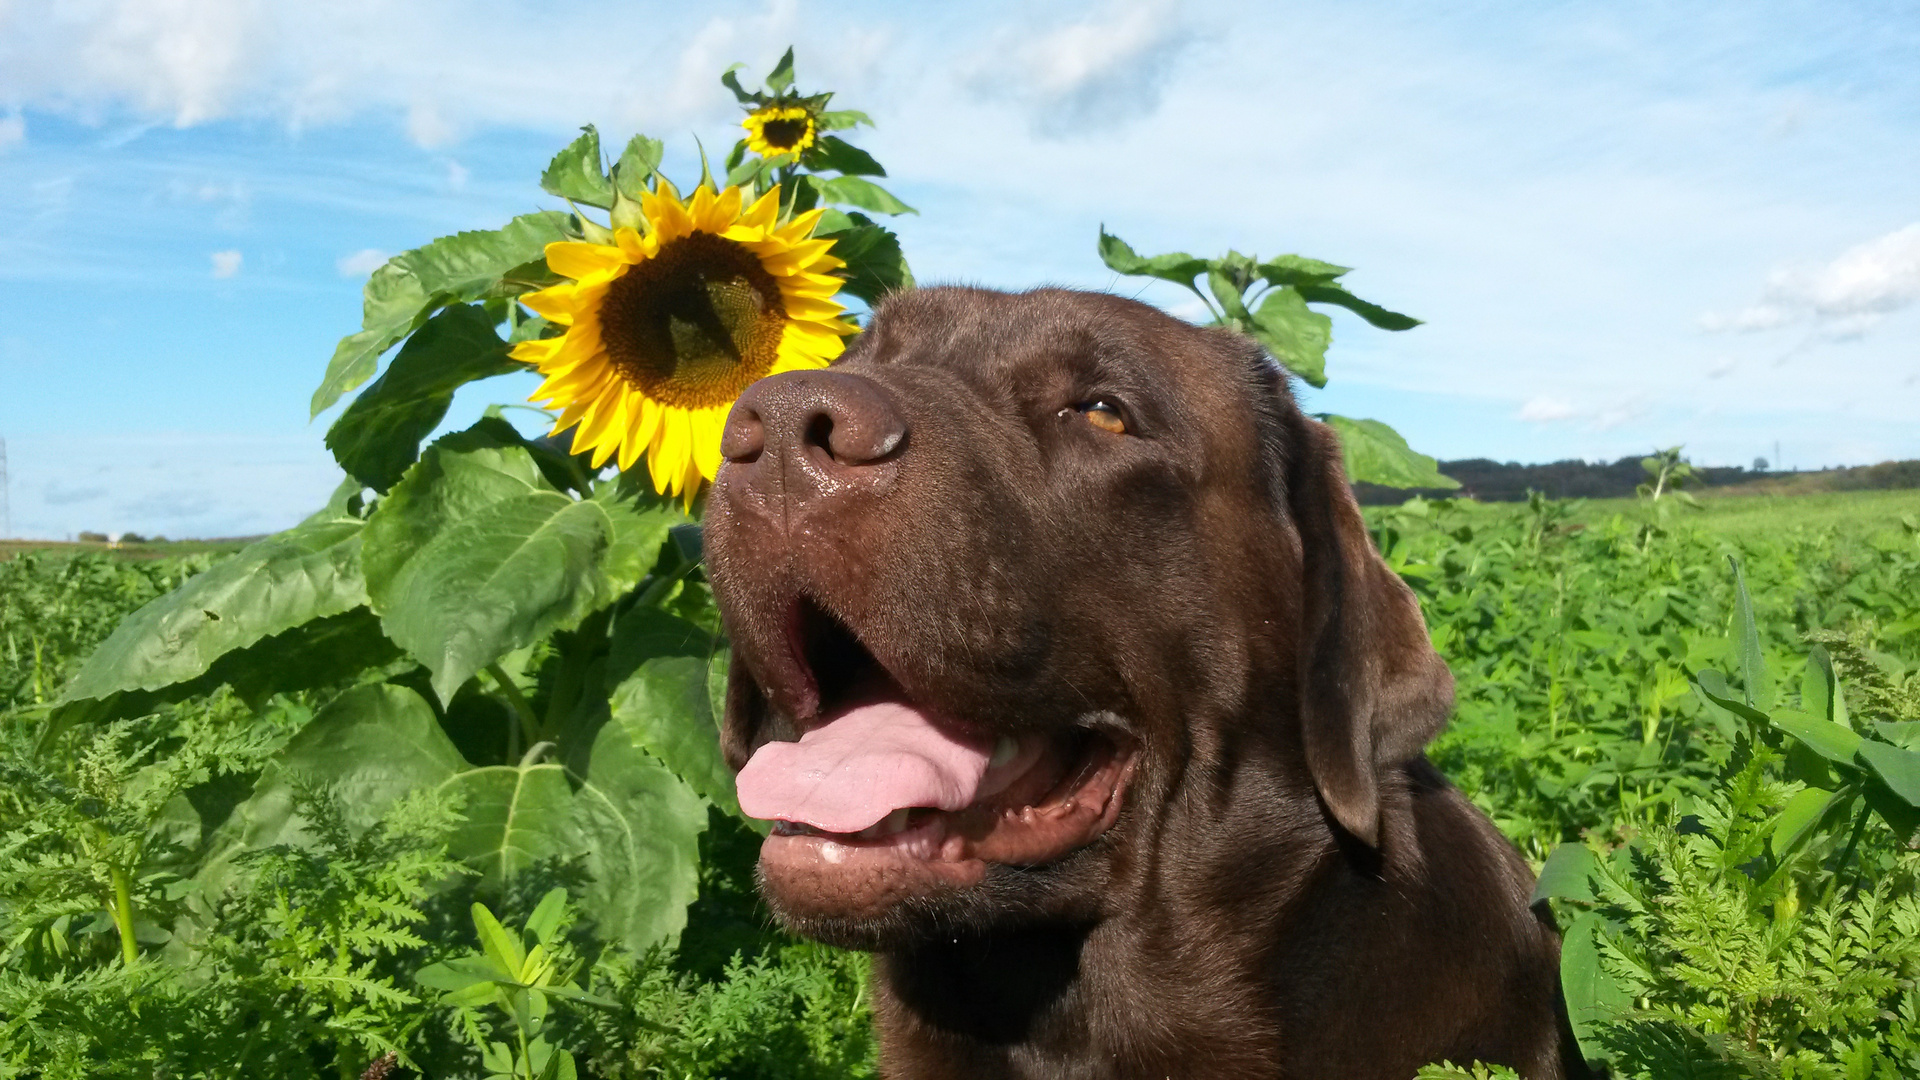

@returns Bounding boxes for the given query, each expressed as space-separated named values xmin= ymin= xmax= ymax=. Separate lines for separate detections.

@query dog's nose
xmin=721 ymin=369 xmax=906 ymax=502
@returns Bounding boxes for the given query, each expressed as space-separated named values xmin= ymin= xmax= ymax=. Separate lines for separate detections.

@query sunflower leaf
xmin=310 ymin=212 xmax=570 ymax=417
xmin=765 ymin=47 xmax=796 ymax=93
xmin=361 ymin=419 xmax=556 ymax=614
xmin=815 ymin=211 xmax=913 ymax=303
xmin=805 ymin=135 xmax=887 ymax=178
xmin=719 ymin=64 xmax=760 ymax=105
xmin=804 ymin=174 xmax=915 ymax=216
xmin=1258 ymin=254 xmax=1352 ymax=287
xmin=366 ymin=429 xmax=683 ymax=702
xmin=1096 ymin=228 xmax=1210 ymax=290
xmin=325 ymin=305 xmax=518 ymax=493
xmin=1317 ymin=414 xmax=1460 ymax=490
xmin=541 ymin=126 xmax=616 ymax=209
xmin=1246 ymin=287 xmax=1332 ymax=387
xmin=57 ymin=517 xmax=370 ymax=704
xmin=606 ymin=607 xmax=744 ymax=819
xmin=612 ymin=135 xmax=663 ymax=200
xmin=233 ymin=682 xmax=707 ymax=955
xmin=1296 ymin=281 xmax=1422 ymax=331
xmin=815 ymin=109 xmax=873 ymax=131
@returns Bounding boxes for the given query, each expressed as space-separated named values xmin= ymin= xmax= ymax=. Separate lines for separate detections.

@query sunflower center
xmin=598 ymin=231 xmax=788 ymax=410
xmin=761 ymin=117 xmax=811 ymax=150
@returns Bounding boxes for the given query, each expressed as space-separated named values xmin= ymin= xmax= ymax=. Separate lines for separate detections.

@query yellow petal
xmin=691 ymin=407 xmax=726 ymax=480
xmin=518 ymin=283 xmax=579 ymax=325
xmin=741 ymin=186 xmax=781 ymax=229
xmin=545 ymin=241 xmax=625 ymax=280
xmin=509 ymin=336 xmax=567 ymax=365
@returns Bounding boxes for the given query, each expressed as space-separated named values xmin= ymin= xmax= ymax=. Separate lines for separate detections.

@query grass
xmin=1537 ymin=488 xmax=1920 ymax=540
xmin=0 ymin=537 xmax=257 ymax=563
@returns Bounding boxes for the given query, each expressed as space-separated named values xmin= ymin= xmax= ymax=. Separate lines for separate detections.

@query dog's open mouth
xmin=735 ymin=597 xmax=1136 ymax=910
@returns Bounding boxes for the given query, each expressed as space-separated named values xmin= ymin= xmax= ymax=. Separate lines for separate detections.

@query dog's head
xmin=704 ymin=286 xmax=1451 ymax=950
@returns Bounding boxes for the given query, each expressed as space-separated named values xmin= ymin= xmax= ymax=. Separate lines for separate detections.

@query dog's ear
xmin=1288 ymin=416 xmax=1453 ymax=848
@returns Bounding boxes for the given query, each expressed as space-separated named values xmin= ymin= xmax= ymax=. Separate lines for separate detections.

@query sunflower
xmin=510 ymin=179 xmax=856 ymax=504
xmin=742 ymin=104 xmax=818 ymax=158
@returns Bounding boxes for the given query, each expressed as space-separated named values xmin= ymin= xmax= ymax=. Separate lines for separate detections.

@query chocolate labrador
xmin=704 ymin=286 xmax=1580 ymax=1079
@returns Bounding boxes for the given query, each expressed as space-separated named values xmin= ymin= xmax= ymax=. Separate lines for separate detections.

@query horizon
xmin=2 ymin=0 xmax=1916 ymax=540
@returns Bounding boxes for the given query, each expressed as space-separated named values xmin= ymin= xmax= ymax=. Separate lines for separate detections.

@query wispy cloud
xmin=209 ymin=248 xmax=242 ymax=277
xmin=0 ymin=111 xmax=23 ymax=151
xmin=1702 ymin=223 xmax=1920 ymax=339
xmin=335 ymin=248 xmax=388 ymax=277
xmin=1517 ymin=396 xmax=1578 ymax=423
xmin=962 ymin=0 xmax=1198 ymax=136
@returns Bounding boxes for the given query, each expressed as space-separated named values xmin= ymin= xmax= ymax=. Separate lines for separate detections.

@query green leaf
xmin=1246 ymin=287 xmax=1332 ymax=387
xmin=59 ymin=519 xmax=368 ymax=703
xmin=310 ymin=212 xmax=571 ymax=417
xmin=806 ymin=135 xmax=886 ymax=177
xmin=325 ymin=304 xmax=518 ymax=492
xmin=765 ymin=47 xmax=796 ymax=93
xmin=380 ymin=488 xmax=677 ymax=703
xmin=564 ymin=721 xmax=707 ymax=951
xmin=606 ymin=608 xmax=743 ymax=819
xmin=1802 ymin=647 xmax=1834 ymax=724
xmin=815 ymin=211 xmax=913 ymax=304
xmin=720 ymin=64 xmax=757 ymax=104
xmin=816 ymin=109 xmax=873 ymax=131
xmin=1295 ymin=282 xmax=1421 ymax=331
xmin=1206 ymin=268 xmax=1253 ymax=325
xmin=1560 ymin=912 xmax=1631 ymax=1068
xmin=1318 ymin=415 xmax=1461 ymax=490
xmin=1857 ymin=740 xmax=1920 ymax=806
xmin=233 ymin=683 xmax=471 ymax=849
xmin=806 ymin=174 xmax=915 ymax=216
xmin=540 ymin=126 xmax=615 ymax=209
xmin=1771 ymin=710 xmax=1863 ymax=763
xmin=524 ymin=887 xmax=569 ymax=947
xmin=363 ymin=420 xmax=555 ymax=611
xmin=1096 ymin=228 xmax=1209 ymax=289
xmin=613 ymin=135 xmax=664 ymax=199
xmin=1874 ymin=721 xmax=1920 ymax=750
xmin=1530 ymin=842 xmax=1597 ymax=905
xmin=1257 ymin=254 xmax=1351 ymax=287
xmin=470 ymin=902 xmax=527 ymax=977
xmin=1728 ymin=556 xmax=1772 ymax=711
xmin=1770 ymin=785 xmax=1847 ymax=859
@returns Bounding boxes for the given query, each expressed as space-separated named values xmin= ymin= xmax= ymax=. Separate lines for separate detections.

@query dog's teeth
xmin=990 ymin=735 xmax=1019 ymax=768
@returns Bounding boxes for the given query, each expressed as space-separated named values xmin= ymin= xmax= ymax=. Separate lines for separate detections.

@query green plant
xmin=418 ymin=888 xmax=610 ymax=1080
xmin=1533 ymin=557 xmax=1920 ymax=1079
xmin=1097 ymin=230 xmax=1458 ymax=490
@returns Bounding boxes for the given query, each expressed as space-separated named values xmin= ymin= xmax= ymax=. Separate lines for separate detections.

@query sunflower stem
xmin=109 ymin=862 xmax=138 ymax=966
xmin=488 ymin=663 xmax=540 ymax=750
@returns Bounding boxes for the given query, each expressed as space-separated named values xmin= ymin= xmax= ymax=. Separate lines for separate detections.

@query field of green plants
xmin=7 ymin=47 xmax=1920 ymax=1080
xmin=3 ymin=489 xmax=1915 ymax=1079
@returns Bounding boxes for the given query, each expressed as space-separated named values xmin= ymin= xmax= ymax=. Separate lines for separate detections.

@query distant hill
xmin=1353 ymin=457 xmax=1920 ymax=505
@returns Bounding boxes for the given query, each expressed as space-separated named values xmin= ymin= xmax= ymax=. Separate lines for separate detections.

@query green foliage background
xmin=4 ymin=49 xmax=1918 ymax=1080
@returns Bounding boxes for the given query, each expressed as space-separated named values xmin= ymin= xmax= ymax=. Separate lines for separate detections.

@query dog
xmin=704 ymin=286 xmax=1581 ymax=1079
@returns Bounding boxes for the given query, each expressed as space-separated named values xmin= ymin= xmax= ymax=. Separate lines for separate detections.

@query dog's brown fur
xmin=705 ymin=286 xmax=1582 ymax=1079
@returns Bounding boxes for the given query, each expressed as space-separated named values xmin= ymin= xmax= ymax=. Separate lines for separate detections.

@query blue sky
xmin=2 ymin=0 xmax=1917 ymax=539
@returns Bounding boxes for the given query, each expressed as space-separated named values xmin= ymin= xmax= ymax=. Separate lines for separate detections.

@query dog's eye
xmin=1060 ymin=400 xmax=1128 ymax=436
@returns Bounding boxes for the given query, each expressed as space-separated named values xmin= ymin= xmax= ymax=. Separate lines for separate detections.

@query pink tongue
xmin=736 ymin=700 xmax=995 ymax=834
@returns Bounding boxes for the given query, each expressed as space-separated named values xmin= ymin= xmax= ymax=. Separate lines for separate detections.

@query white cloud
xmin=335 ymin=248 xmax=388 ymax=277
xmin=0 ymin=0 xmax=816 ymax=147
xmin=1702 ymin=223 xmax=1920 ymax=338
xmin=963 ymin=0 xmax=1197 ymax=135
xmin=209 ymin=248 xmax=242 ymax=278
xmin=1517 ymin=395 xmax=1578 ymax=422
xmin=0 ymin=111 xmax=23 ymax=151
